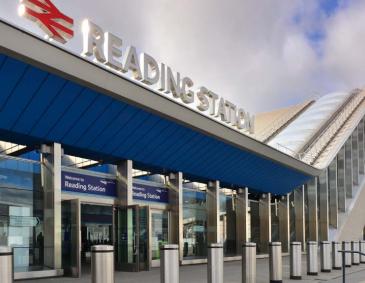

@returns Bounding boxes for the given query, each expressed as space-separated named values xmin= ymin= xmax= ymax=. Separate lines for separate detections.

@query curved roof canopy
xmin=269 ymin=92 xmax=351 ymax=156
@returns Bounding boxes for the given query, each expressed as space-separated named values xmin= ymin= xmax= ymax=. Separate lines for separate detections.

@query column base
xmin=290 ymin=275 xmax=302 ymax=280
xmin=307 ymin=272 xmax=318 ymax=276
xmin=345 ymin=265 xmax=352 ymax=267
xmin=270 ymin=281 xmax=283 ymax=283
xmin=352 ymin=263 xmax=360 ymax=266
xmin=333 ymin=267 xmax=342 ymax=270
xmin=321 ymin=269 xmax=331 ymax=273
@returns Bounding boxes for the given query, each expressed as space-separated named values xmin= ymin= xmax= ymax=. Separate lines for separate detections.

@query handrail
xmin=338 ymin=249 xmax=365 ymax=283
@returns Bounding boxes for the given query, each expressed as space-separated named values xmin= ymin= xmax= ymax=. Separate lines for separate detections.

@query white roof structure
xmin=268 ymin=92 xmax=351 ymax=157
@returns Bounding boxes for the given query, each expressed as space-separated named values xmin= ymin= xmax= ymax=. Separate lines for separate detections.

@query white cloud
xmin=322 ymin=0 xmax=365 ymax=90
xmin=2 ymin=0 xmax=364 ymax=114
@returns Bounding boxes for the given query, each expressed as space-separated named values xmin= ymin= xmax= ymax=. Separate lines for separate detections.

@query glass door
xmin=80 ymin=204 xmax=113 ymax=274
xmin=61 ymin=199 xmax=81 ymax=277
xmin=151 ymin=210 xmax=169 ymax=267
xmin=115 ymin=205 xmax=149 ymax=272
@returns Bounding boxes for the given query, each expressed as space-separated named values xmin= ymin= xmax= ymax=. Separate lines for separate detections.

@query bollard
xmin=320 ymin=241 xmax=331 ymax=272
xmin=161 ymin=244 xmax=179 ymax=283
xmin=242 ymin=243 xmax=256 ymax=283
xmin=208 ymin=243 xmax=223 ymax=283
xmin=269 ymin=242 xmax=282 ymax=283
xmin=342 ymin=241 xmax=352 ymax=267
xmin=332 ymin=242 xmax=342 ymax=270
xmin=290 ymin=242 xmax=301 ymax=280
xmin=0 ymin=247 xmax=13 ymax=283
xmin=360 ymin=241 xmax=365 ymax=263
xmin=306 ymin=241 xmax=318 ymax=275
xmin=91 ymin=245 xmax=114 ymax=283
xmin=351 ymin=241 xmax=360 ymax=265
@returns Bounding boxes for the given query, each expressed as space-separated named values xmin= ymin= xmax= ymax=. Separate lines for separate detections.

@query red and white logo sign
xmin=18 ymin=0 xmax=74 ymax=44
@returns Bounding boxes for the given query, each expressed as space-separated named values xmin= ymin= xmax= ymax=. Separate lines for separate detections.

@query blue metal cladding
xmin=0 ymin=53 xmax=311 ymax=194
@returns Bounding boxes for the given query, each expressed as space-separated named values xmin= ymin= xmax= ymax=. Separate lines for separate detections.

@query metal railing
xmin=339 ymin=249 xmax=365 ymax=283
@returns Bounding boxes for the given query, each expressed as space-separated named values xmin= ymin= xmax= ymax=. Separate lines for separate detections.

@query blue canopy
xmin=0 ymin=53 xmax=312 ymax=194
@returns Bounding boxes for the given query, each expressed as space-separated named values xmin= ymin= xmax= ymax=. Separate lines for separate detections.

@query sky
xmin=1 ymin=0 xmax=365 ymax=114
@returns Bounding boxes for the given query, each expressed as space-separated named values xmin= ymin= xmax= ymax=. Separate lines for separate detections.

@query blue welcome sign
xmin=132 ymin=183 xmax=169 ymax=204
xmin=61 ymin=171 xmax=117 ymax=197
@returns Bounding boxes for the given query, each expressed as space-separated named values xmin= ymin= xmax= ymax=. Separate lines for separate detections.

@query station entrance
xmin=61 ymin=200 xmax=151 ymax=277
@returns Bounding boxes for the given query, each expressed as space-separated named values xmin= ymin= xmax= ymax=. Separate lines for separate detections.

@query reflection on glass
xmin=183 ymin=186 xmax=207 ymax=259
xmin=151 ymin=210 xmax=168 ymax=260
xmin=249 ymin=200 xmax=260 ymax=252
xmin=80 ymin=204 xmax=113 ymax=266
xmin=0 ymin=155 xmax=44 ymax=272
xmin=219 ymin=190 xmax=237 ymax=256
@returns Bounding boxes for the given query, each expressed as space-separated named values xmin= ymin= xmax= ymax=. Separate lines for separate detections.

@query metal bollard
xmin=0 ymin=247 xmax=13 ymax=283
xmin=351 ymin=241 xmax=360 ymax=265
xmin=208 ymin=243 xmax=223 ymax=283
xmin=269 ymin=242 xmax=282 ymax=283
xmin=161 ymin=244 xmax=179 ymax=283
xmin=332 ymin=242 xmax=342 ymax=270
xmin=91 ymin=245 xmax=114 ymax=283
xmin=242 ymin=243 xmax=256 ymax=283
xmin=342 ymin=241 xmax=352 ymax=267
xmin=320 ymin=241 xmax=331 ymax=272
xmin=290 ymin=242 xmax=301 ymax=280
xmin=360 ymin=241 xmax=365 ymax=263
xmin=306 ymin=241 xmax=318 ymax=275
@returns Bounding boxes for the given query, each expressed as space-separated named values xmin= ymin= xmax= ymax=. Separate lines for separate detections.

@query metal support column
xmin=290 ymin=242 xmax=302 ymax=280
xmin=91 ymin=245 xmax=114 ymax=283
xmin=328 ymin=158 xmax=338 ymax=228
xmin=169 ymin=172 xmax=183 ymax=261
xmin=269 ymin=242 xmax=282 ymax=283
xmin=307 ymin=241 xmax=318 ymax=276
xmin=278 ymin=195 xmax=290 ymax=253
xmin=0 ymin=247 xmax=13 ymax=283
xmin=294 ymin=187 xmax=306 ymax=249
xmin=207 ymin=243 xmax=223 ymax=283
xmin=236 ymin=188 xmax=249 ymax=255
xmin=307 ymin=178 xmax=318 ymax=242
xmin=337 ymin=147 xmax=346 ymax=212
xmin=242 ymin=243 xmax=256 ymax=283
xmin=352 ymin=127 xmax=359 ymax=186
xmin=41 ymin=143 xmax=62 ymax=269
xmin=320 ymin=241 xmax=332 ymax=272
xmin=352 ymin=241 xmax=360 ymax=265
xmin=207 ymin=181 xmax=221 ymax=244
xmin=345 ymin=137 xmax=353 ymax=198
xmin=318 ymin=170 xmax=329 ymax=241
xmin=116 ymin=160 xmax=133 ymax=206
xmin=332 ymin=242 xmax=342 ymax=270
xmin=358 ymin=120 xmax=365 ymax=175
xmin=160 ymin=245 xmax=179 ymax=283
xmin=259 ymin=193 xmax=271 ymax=254
xmin=343 ymin=241 xmax=352 ymax=267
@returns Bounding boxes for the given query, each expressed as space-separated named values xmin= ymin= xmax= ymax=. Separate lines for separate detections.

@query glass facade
xmin=151 ymin=210 xmax=168 ymax=261
xmin=0 ymin=155 xmax=44 ymax=272
xmin=249 ymin=200 xmax=260 ymax=251
xmin=219 ymin=189 xmax=237 ymax=256
xmin=80 ymin=204 xmax=113 ymax=265
xmin=183 ymin=184 xmax=207 ymax=259
xmin=271 ymin=201 xmax=279 ymax=242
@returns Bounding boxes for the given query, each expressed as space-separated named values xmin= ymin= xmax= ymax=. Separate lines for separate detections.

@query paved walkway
xmin=18 ymin=256 xmax=365 ymax=283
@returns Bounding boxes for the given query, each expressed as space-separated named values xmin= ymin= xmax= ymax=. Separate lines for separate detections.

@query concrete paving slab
xmin=17 ymin=256 xmax=365 ymax=283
